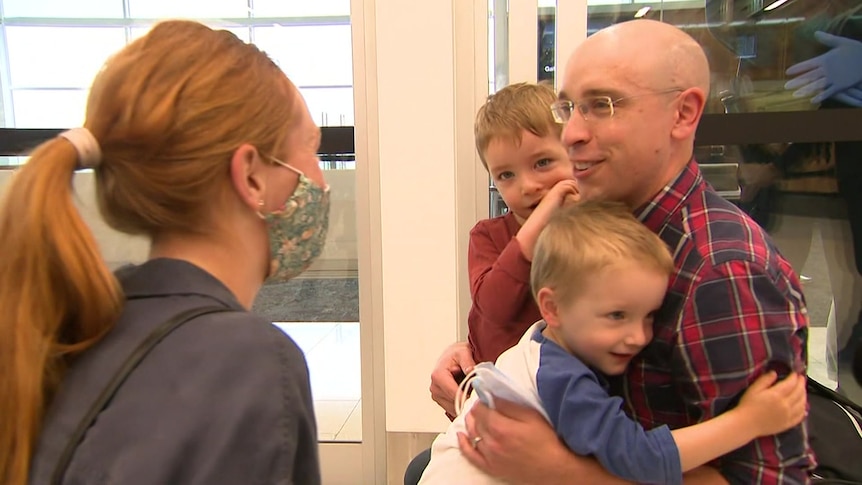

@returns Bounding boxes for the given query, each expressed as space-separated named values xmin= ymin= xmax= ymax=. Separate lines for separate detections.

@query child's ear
xmin=536 ymin=287 xmax=562 ymax=328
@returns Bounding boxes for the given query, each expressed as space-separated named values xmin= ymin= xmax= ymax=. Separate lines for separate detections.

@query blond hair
xmin=0 ymin=20 xmax=300 ymax=484
xmin=531 ymin=201 xmax=675 ymax=303
xmin=474 ymin=82 xmax=560 ymax=169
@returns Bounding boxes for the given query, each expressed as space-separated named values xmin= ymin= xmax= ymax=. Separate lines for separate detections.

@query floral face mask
xmin=261 ymin=158 xmax=330 ymax=282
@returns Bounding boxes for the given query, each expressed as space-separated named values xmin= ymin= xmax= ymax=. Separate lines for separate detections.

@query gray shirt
xmin=29 ymin=258 xmax=320 ymax=485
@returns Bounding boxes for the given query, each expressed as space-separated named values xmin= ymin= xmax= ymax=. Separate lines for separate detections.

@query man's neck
xmin=630 ymin=154 xmax=693 ymax=213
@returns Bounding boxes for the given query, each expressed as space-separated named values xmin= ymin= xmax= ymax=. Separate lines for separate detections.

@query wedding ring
xmin=471 ymin=435 xmax=483 ymax=449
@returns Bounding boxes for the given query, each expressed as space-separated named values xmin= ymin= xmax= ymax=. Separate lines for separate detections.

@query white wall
xmin=351 ymin=0 xmax=491 ymax=440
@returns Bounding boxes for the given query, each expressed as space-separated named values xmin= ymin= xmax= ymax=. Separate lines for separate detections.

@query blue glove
xmin=834 ymin=82 xmax=862 ymax=107
xmin=785 ymin=31 xmax=862 ymax=104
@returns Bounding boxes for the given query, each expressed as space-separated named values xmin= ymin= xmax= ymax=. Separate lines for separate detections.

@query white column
xmin=507 ymin=0 xmax=538 ymax=84
xmin=352 ymin=0 xmax=490 ymax=445
xmin=555 ymin=0 xmax=589 ymax=90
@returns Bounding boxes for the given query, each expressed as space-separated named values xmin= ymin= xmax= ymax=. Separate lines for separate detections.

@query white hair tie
xmin=59 ymin=128 xmax=102 ymax=169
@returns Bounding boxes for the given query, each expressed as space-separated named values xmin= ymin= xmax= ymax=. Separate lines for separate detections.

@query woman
xmin=0 ymin=20 xmax=326 ymax=485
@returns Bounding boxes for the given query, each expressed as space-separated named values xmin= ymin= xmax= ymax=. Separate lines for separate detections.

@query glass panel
xmin=301 ymin=87 xmax=354 ymax=126
xmin=127 ymin=0 xmax=249 ymax=19
xmin=252 ymin=0 xmax=351 ymax=17
xmin=5 ymin=27 xmax=126 ymax=88
xmin=582 ymin=1 xmax=862 ymax=405
xmin=0 ymin=156 xmax=28 ymax=168
xmin=585 ymin=1 xmax=862 ymax=115
xmin=129 ymin=25 xmax=251 ymax=43
xmin=733 ymin=140 xmax=862 ymax=405
xmin=253 ymin=164 xmax=360 ymax=441
xmin=12 ymin=89 xmax=87 ymax=128
xmin=3 ymin=0 xmax=124 ymax=18
xmin=539 ymin=7 xmax=555 ymax=85
xmin=251 ymin=20 xmax=359 ymax=443
xmin=0 ymin=1 xmax=361 ymax=441
xmin=253 ymin=25 xmax=353 ymax=87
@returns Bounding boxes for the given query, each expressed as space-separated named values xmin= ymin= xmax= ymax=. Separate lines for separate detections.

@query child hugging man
xmin=468 ymin=82 xmax=579 ymax=364
xmin=420 ymin=201 xmax=807 ymax=485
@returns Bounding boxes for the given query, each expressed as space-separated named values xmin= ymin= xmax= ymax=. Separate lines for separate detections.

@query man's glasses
xmin=550 ymin=88 xmax=683 ymax=123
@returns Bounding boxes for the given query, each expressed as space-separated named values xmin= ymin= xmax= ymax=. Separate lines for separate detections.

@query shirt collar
xmin=117 ymin=258 xmax=245 ymax=311
xmin=635 ymin=159 xmax=703 ymax=233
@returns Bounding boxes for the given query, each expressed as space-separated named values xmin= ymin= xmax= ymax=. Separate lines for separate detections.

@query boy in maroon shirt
xmin=468 ymin=83 xmax=578 ymax=363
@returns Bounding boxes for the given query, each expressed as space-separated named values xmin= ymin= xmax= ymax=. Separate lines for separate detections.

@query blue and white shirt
xmin=419 ymin=320 xmax=682 ymax=485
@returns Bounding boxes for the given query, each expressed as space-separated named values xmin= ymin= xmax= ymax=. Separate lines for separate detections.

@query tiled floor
xmin=274 ymin=323 xmax=839 ymax=443
xmin=274 ymin=322 xmax=362 ymax=442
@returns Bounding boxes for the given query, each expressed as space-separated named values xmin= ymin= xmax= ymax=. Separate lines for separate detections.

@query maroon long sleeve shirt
xmin=467 ymin=212 xmax=542 ymax=363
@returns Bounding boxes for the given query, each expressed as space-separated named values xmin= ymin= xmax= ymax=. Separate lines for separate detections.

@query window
xmin=0 ymin=0 xmax=354 ymax=130
xmin=0 ymin=0 xmax=363 ymax=443
xmin=4 ymin=0 xmax=124 ymax=18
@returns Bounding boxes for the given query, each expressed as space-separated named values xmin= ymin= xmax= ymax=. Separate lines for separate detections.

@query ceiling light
xmin=764 ymin=0 xmax=790 ymax=11
xmin=635 ymin=6 xmax=651 ymax=18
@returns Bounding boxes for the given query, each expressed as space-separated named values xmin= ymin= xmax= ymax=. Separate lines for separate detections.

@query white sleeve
xmin=417 ymin=396 xmax=506 ymax=485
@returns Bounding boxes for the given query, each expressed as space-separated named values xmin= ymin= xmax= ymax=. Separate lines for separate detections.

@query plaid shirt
xmin=619 ymin=160 xmax=815 ymax=484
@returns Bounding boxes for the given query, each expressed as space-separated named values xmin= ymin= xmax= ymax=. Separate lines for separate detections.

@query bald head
xmin=558 ymin=20 xmax=710 ymax=208
xmin=571 ymin=19 xmax=710 ymax=96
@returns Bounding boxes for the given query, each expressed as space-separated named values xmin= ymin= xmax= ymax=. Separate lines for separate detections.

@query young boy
xmin=468 ymin=82 xmax=578 ymax=364
xmin=420 ymin=201 xmax=808 ymax=485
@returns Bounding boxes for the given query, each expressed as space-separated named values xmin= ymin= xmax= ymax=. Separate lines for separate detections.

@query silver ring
xmin=471 ymin=436 xmax=483 ymax=449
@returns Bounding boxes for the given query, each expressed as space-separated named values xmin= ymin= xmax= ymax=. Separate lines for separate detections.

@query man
xmin=426 ymin=19 xmax=814 ymax=484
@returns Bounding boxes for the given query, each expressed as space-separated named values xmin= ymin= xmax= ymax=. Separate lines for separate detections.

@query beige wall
xmin=0 ymin=170 xmax=150 ymax=269
xmin=0 ymin=168 xmax=358 ymax=277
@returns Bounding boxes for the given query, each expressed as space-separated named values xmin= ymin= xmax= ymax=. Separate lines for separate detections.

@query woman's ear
xmin=536 ymin=287 xmax=562 ymax=328
xmin=229 ymin=143 xmax=267 ymax=211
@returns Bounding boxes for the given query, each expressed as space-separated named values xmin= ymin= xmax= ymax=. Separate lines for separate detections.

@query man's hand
xmin=456 ymin=398 xmax=590 ymax=485
xmin=429 ymin=341 xmax=476 ymax=416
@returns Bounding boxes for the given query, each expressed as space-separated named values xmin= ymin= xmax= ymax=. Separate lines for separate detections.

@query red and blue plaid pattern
xmin=621 ymin=160 xmax=815 ymax=484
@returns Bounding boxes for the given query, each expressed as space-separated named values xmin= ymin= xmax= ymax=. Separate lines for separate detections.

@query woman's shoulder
xmin=170 ymin=308 xmax=309 ymax=378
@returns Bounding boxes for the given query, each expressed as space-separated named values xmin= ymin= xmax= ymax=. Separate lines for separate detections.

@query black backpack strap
xmin=808 ymin=375 xmax=862 ymax=416
xmin=50 ymin=305 xmax=232 ymax=485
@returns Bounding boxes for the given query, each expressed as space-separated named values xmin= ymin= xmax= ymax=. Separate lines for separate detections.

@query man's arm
xmin=676 ymin=259 xmax=813 ymax=484
xmin=457 ymin=398 xmax=735 ymax=485
xmin=458 ymin=398 xmax=633 ymax=485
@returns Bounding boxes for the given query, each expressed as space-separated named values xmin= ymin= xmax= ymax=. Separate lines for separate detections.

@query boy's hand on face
xmin=516 ymin=179 xmax=580 ymax=261
xmin=538 ymin=179 xmax=580 ymax=211
xmin=736 ymin=371 xmax=807 ymax=438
